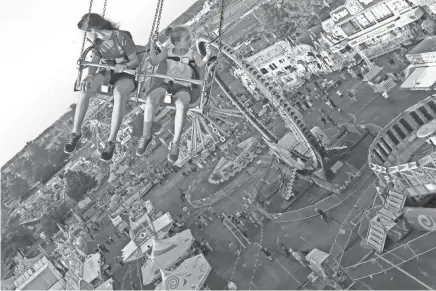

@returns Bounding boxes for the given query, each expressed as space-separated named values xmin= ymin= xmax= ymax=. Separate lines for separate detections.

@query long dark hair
xmin=77 ymin=13 xmax=119 ymax=31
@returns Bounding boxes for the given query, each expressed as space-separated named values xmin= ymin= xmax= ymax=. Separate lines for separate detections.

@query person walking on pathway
xmin=255 ymin=243 xmax=273 ymax=261
xmin=179 ymin=189 xmax=187 ymax=203
xmin=320 ymin=115 xmax=328 ymax=125
xmin=260 ymin=245 xmax=274 ymax=261
xmin=279 ymin=243 xmax=291 ymax=257
xmin=201 ymin=238 xmax=214 ymax=252
xmin=315 ymin=208 xmax=330 ymax=224
xmin=107 ymin=236 xmax=115 ymax=245
xmin=326 ymin=115 xmax=337 ymax=127
xmin=197 ymin=215 xmax=208 ymax=226
xmin=289 ymin=248 xmax=309 ymax=268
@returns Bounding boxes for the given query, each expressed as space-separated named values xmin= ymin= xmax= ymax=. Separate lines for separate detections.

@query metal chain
xmin=217 ymin=0 xmax=225 ymax=50
xmin=137 ymin=0 xmax=164 ymax=78
xmin=205 ymin=0 xmax=226 ymax=105
xmin=78 ymin=0 xmax=94 ymax=60
xmin=102 ymin=0 xmax=108 ymax=17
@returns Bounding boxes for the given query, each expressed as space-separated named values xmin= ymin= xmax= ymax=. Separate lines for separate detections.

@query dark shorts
xmin=109 ymin=72 xmax=138 ymax=91
xmin=159 ymin=81 xmax=192 ymax=98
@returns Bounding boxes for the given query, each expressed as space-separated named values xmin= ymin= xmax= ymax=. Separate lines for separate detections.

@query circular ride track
xmin=198 ymin=37 xmax=326 ymax=172
xmin=174 ymin=38 xmax=331 ymax=209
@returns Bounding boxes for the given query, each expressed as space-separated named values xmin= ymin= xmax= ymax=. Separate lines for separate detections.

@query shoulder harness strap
xmin=166 ymin=54 xmax=199 ymax=80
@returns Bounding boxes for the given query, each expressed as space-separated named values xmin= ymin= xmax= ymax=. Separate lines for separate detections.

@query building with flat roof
xmin=325 ymin=0 xmax=424 ymax=60
xmin=245 ymin=41 xmax=332 ymax=89
xmin=13 ymin=256 xmax=66 ymax=291
xmin=401 ymin=36 xmax=436 ymax=90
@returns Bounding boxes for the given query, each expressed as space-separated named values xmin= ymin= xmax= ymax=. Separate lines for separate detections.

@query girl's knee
xmin=148 ymin=88 xmax=166 ymax=104
xmin=175 ymin=92 xmax=191 ymax=107
xmin=113 ymin=82 xmax=134 ymax=98
xmin=112 ymin=93 xmax=127 ymax=103
xmin=78 ymin=91 xmax=95 ymax=100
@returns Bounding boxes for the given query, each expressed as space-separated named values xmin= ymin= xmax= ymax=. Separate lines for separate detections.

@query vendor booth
xmin=141 ymin=229 xmax=194 ymax=285
xmin=154 ymin=254 xmax=211 ymax=290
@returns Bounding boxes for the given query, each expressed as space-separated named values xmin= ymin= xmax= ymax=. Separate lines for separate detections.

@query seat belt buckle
xmin=100 ymin=85 xmax=113 ymax=94
xmin=164 ymin=92 xmax=172 ymax=104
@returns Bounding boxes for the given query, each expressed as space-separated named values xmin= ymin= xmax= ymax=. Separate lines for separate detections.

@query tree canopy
xmin=1 ymin=216 xmax=37 ymax=263
xmin=5 ymin=175 xmax=31 ymax=199
xmin=41 ymin=203 xmax=71 ymax=237
xmin=257 ymin=1 xmax=325 ymax=40
xmin=65 ymin=170 xmax=97 ymax=202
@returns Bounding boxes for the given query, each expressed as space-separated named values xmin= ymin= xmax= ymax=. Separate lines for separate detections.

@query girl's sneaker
xmin=168 ymin=142 xmax=179 ymax=163
xmin=136 ymin=136 xmax=153 ymax=157
xmin=101 ymin=141 xmax=116 ymax=162
xmin=64 ymin=133 xmax=82 ymax=154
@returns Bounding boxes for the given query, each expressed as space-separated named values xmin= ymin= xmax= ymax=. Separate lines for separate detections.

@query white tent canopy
xmin=95 ymin=278 xmax=114 ymax=290
xmin=141 ymin=229 xmax=194 ymax=285
xmin=81 ymin=253 xmax=101 ymax=283
xmin=122 ymin=212 xmax=173 ymax=263
xmin=401 ymin=66 xmax=436 ymax=90
xmin=155 ymin=254 xmax=212 ymax=290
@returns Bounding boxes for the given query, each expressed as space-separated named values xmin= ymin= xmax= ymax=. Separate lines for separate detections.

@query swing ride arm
xmin=148 ymin=73 xmax=204 ymax=86
xmin=79 ymin=62 xmax=137 ymax=76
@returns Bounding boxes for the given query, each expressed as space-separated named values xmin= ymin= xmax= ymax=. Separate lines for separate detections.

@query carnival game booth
xmin=122 ymin=212 xmax=173 ymax=263
xmin=141 ymin=229 xmax=195 ymax=285
xmin=155 ymin=254 xmax=211 ymax=290
xmin=81 ymin=253 xmax=102 ymax=284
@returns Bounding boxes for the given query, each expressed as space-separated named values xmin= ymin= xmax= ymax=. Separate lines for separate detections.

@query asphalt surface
xmin=76 ymin=46 xmax=436 ymax=290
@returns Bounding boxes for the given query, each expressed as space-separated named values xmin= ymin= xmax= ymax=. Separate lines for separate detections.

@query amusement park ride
xmin=74 ymin=0 xmax=344 ymax=190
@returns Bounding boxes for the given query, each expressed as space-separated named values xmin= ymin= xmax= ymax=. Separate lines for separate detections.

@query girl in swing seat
xmin=136 ymin=26 xmax=211 ymax=163
xmin=64 ymin=13 xmax=140 ymax=162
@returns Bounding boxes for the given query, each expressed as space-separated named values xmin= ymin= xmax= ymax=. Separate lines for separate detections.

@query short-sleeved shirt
xmin=93 ymin=30 xmax=137 ymax=67
xmin=166 ymin=48 xmax=195 ymax=86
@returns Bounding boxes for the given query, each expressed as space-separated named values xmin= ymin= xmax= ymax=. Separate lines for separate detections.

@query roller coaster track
xmin=201 ymin=37 xmax=325 ymax=171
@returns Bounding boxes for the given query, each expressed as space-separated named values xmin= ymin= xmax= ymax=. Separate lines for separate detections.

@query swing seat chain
xmin=135 ymin=67 xmax=145 ymax=82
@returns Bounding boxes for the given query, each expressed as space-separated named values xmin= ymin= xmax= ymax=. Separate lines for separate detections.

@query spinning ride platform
xmin=179 ymin=138 xmax=270 ymax=208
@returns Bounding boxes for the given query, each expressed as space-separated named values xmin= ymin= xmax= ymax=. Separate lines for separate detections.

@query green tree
xmin=258 ymin=1 xmax=325 ymax=39
xmin=28 ymin=143 xmax=49 ymax=162
xmin=48 ymin=148 xmax=68 ymax=170
xmin=7 ymin=175 xmax=30 ymax=199
xmin=65 ymin=170 xmax=97 ymax=202
xmin=2 ymin=221 xmax=37 ymax=262
xmin=41 ymin=203 xmax=71 ymax=237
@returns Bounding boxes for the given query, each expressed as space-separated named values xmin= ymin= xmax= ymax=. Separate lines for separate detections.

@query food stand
xmin=305 ymin=248 xmax=353 ymax=290
xmin=364 ymin=66 xmax=396 ymax=94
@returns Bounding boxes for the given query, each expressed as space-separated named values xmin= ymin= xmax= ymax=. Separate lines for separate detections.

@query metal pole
xmin=375 ymin=254 xmax=433 ymax=290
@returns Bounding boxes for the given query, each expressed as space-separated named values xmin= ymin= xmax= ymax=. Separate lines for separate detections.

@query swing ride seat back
xmin=97 ymin=44 xmax=149 ymax=96
xmin=148 ymin=61 xmax=204 ymax=108
xmin=146 ymin=42 xmax=218 ymax=110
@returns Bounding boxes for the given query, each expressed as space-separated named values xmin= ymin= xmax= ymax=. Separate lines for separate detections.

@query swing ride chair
xmin=75 ymin=50 xmax=217 ymax=115
xmin=74 ymin=0 xmax=228 ymax=158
